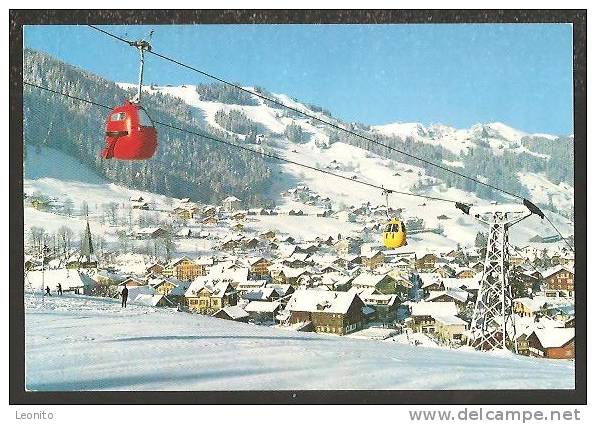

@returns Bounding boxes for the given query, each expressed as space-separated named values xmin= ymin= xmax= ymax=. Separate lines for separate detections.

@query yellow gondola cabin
xmin=382 ymin=218 xmax=407 ymax=249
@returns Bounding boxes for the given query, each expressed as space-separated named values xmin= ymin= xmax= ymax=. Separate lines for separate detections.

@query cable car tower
xmin=456 ymin=200 xmax=544 ymax=351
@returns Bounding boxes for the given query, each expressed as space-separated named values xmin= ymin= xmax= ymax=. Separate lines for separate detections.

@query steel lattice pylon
xmin=468 ymin=204 xmax=532 ymax=351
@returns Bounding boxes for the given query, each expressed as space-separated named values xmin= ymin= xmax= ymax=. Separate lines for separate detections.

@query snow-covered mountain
xmin=23 ymin=46 xmax=574 ymax=250
xmin=120 ymin=83 xmax=573 ymax=216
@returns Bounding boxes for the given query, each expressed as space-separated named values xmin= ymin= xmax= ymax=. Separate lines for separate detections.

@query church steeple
xmin=80 ymin=218 xmax=95 ymax=264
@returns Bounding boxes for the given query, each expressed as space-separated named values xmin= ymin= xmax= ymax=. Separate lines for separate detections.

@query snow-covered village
xmin=20 ymin=25 xmax=576 ymax=392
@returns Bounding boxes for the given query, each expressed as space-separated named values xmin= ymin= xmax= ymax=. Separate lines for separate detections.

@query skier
xmin=45 ymin=286 xmax=51 ymax=296
xmin=57 ymin=283 xmax=63 ymax=296
xmin=121 ymin=285 xmax=128 ymax=308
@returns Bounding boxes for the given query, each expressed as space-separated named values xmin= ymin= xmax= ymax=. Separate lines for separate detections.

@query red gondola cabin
xmin=101 ymin=101 xmax=157 ymax=160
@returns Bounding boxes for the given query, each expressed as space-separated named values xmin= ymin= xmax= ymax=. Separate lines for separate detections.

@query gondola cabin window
xmin=110 ymin=112 xmax=126 ymax=121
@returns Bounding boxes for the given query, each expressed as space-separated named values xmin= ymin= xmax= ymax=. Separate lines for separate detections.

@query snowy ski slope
xmin=25 ymin=294 xmax=574 ymax=391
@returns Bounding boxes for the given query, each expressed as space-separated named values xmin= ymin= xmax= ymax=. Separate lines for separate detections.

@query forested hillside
xmin=24 ymin=48 xmax=573 ymax=214
xmin=23 ymin=49 xmax=275 ymax=206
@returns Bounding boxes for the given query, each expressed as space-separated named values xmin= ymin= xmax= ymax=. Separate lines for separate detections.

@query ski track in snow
xmin=25 ymin=294 xmax=574 ymax=391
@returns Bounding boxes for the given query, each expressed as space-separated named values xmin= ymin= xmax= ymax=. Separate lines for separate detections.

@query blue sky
xmin=24 ymin=24 xmax=573 ymax=135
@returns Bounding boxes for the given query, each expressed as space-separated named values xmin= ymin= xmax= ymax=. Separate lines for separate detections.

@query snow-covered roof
xmin=267 ymin=283 xmax=293 ymax=297
xmin=185 ymin=277 xmax=232 ymax=298
xmin=280 ymin=266 xmax=309 ymax=279
xmin=207 ymin=266 xmax=249 ymax=284
xmin=244 ymin=287 xmax=276 ymax=301
xmin=223 ymin=196 xmax=241 ymax=203
xmin=118 ymin=284 xmax=156 ymax=298
xmin=26 ymin=269 xmax=96 ymax=291
xmin=359 ymin=293 xmax=398 ymax=306
xmin=132 ymin=293 xmax=168 ymax=307
xmin=513 ymin=297 xmax=546 ymax=312
xmin=434 ymin=315 xmax=467 ymax=326
xmin=532 ymin=328 xmax=575 ymax=348
xmin=541 ymin=265 xmax=574 ymax=279
xmin=351 ymin=272 xmax=390 ymax=288
xmin=410 ymin=301 xmax=458 ymax=317
xmin=214 ymin=305 xmax=249 ymax=320
xmin=427 ymin=289 xmax=469 ymax=303
xmin=244 ymin=301 xmax=281 ymax=313
xmin=286 ymin=290 xmax=359 ymax=314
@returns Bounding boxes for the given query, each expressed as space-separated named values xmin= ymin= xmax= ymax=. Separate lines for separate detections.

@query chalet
xmin=357 ymin=291 xmax=398 ymax=323
xmin=259 ymin=230 xmax=276 ymax=241
xmin=146 ymin=263 xmax=165 ymax=276
xmin=242 ymin=238 xmax=259 ymax=249
xmin=319 ymin=273 xmax=353 ymax=291
xmin=266 ymin=283 xmax=295 ymax=301
xmin=455 ymin=268 xmax=476 ymax=279
xmin=445 ymin=249 xmax=464 ymax=260
xmin=416 ymin=253 xmax=438 ymax=271
xmin=512 ymin=297 xmax=547 ymax=318
xmin=244 ymin=301 xmax=282 ymax=322
xmin=202 ymin=216 xmax=218 ymax=225
xmin=232 ymin=212 xmax=246 ymax=221
xmin=470 ymin=261 xmax=484 ymax=273
xmin=283 ymin=256 xmax=309 ymax=269
xmin=361 ymin=250 xmax=385 ymax=270
xmin=419 ymin=273 xmax=444 ymax=296
xmin=545 ymin=304 xmax=575 ymax=322
xmin=316 ymin=209 xmax=333 ymax=218
xmin=295 ymin=244 xmax=319 ymax=255
xmin=277 ymin=235 xmax=296 ymax=244
xmin=202 ymin=206 xmax=217 ymax=217
xmin=150 ymin=277 xmax=184 ymax=296
xmin=223 ymin=196 xmax=241 ymax=212
xmin=434 ymin=314 xmax=468 ymax=343
xmin=408 ymin=301 xmax=459 ymax=334
xmin=515 ymin=333 xmax=531 ymax=356
xmin=221 ymin=239 xmax=240 ymax=250
xmin=426 ymin=289 xmax=469 ymax=312
xmin=274 ymin=267 xmax=311 ymax=286
xmin=248 ymin=257 xmax=271 ymax=277
xmin=527 ymin=328 xmax=575 ymax=359
xmin=212 ymin=305 xmax=250 ymax=322
xmin=542 ymin=266 xmax=574 ymax=297
xmin=185 ymin=278 xmax=238 ymax=314
xmin=286 ymin=290 xmax=366 ymax=335
xmin=320 ymin=265 xmax=341 ymax=274
xmin=119 ymin=276 xmax=146 ymax=287
xmin=516 ymin=268 xmax=543 ymax=292
xmin=243 ymin=287 xmax=279 ymax=302
xmin=196 ymin=256 xmax=215 ymax=270
xmin=209 ymin=267 xmax=250 ymax=289
xmin=333 ymin=239 xmax=354 ymax=255
xmin=94 ymin=270 xmax=126 ymax=286
xmin=163 ymin=257 xmax=206 ymax=281
xmin=351 ymin=272 xmax=409 ymax=296
xmin=431 ymin=265 xmax=453 ymax=278
xmin=171 ymin=207 xmax=197 ymax=220
xmin=135 ymin=227 xmax=169 ymax=240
